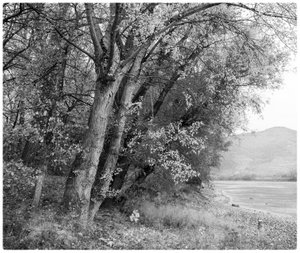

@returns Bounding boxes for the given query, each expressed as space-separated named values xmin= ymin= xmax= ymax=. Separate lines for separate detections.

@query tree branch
xmin=122 ymin=3 xmax=221 ymax=68
xmin=27 ymin=3 xmax=95 ymax=60
xmin=85 ymin=3 xmax=104 ymax=60
xmin=64 ymin=94 xmax=93 ymax=107
xmin=3 ymin=3 xmax=25 ymax=23
xmin=106 ymin=3 xmax=121 ymax=73
xmin=52 ymin=26 xmax=95 ymax=60
xmin=227 ymin=3 xmax=297 ymax=21
xmin=3 ymin=44 xmax=30 ymax=71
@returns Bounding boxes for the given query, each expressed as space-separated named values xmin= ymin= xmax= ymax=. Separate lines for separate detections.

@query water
xmin=213 ymin=181 xmax=297 ymax=218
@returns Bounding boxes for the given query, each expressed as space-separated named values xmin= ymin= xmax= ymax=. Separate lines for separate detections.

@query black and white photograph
xmin=2 ymin=1 xmax=297 ymax=250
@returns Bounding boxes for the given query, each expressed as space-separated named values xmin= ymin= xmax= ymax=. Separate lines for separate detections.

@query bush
xmin=3 ymin=160 xmax=38 ymax=204
xmin=3 ymin=160 xmax=38 ymax=249
xmin=3 ymin=124 xmax=41 ymax=161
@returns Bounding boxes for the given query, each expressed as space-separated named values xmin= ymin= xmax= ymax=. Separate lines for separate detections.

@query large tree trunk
xmin=88 ymin=110 xmax=130 ymax=220
xmin=88 ymin=49 xmax=146 ymax=222
xmin=66 ymin=63 xmax=132 ymax=226
xmin=60 ymin=3 xmax=131 ymax=226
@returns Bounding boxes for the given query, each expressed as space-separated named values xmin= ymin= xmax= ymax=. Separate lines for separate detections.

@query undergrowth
xmin=3 ymin=174 xmax=296 ymax=250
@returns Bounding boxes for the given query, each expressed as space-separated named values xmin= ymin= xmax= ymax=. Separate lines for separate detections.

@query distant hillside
xmin=212 ymin=127 xmax=297 ymax=181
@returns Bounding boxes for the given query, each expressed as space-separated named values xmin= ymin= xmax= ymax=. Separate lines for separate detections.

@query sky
xmin=245 ymin=70 xmax=297 ymax=132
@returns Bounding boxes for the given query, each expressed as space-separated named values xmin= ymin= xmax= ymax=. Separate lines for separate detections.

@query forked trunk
xmin=65 ymin=63 xmax=132 ymax=227
xmin=88 ymin=49 xmax=146 ymax=221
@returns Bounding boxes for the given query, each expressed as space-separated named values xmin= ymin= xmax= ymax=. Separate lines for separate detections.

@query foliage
xmin=3 ymin=124 xmax=42 ymax=161
xmin=3 ymin=160 xmax=38 ymax=249
xmin=129 ymin=210 xmax=140 ymax=223
xmin=127 ymin=122 xmax=203 ymax=183
xmin=2 ymin=2 xmax=297 ymax=225
xmin=3 ymin=160 xmax=38 ymax=203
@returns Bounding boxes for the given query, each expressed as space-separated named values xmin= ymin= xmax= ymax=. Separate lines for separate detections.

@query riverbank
xmin=207 ymin=186 xmax=297 ymax=249
xmin=4 ymin=183 xmax=296 ymax=250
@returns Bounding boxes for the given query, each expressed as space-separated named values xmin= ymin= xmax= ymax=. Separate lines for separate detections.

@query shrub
xmin=3 ymin=124 xmax=42 ymax=161
xmin=3 ymin=160 xmax=39 ymax=249
xmin=3 ymin=160 xmax=38 ymax=204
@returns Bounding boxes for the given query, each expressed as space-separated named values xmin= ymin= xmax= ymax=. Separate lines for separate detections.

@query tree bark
xmin=71 ymin=63 xmax=132 ymax=226
xmin=88 ymin=48 xmax=146 ymax=221
xmin=60 ymin=4 xmax=133 ymax=226
xmin=62 ymin=152 xmax=82 ymax=211
xmin=32 ymin=164 xmax=47 ymax=208
xmin=89 ymin=197 xmax=104 ymax=222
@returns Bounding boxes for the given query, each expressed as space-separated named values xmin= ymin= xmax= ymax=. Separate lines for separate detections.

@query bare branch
xmin=106 ymin=3 xmax=121 ymax=73
xmin=85 ymin=3 xmax=104 ymax=59
xmin=3 ymin=3 xmax=25 ymax=23
xmin=52 ymin=26 xmax=95 ymax=60
xmin=227 ymin=3 xmax=297 ymax=21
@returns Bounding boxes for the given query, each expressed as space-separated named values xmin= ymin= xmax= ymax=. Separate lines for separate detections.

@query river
xmin=213 ymin=181 xmax=297 ymax=218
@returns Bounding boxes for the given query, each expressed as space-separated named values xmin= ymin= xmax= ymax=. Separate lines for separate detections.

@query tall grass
xmin=138 ymin=201 xmax=249 ymax=249
xmin=140 ymin=201 xmax=233 ymax=230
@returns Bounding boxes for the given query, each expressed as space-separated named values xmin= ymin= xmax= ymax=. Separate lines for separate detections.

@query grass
xmin=3 ymin=204 xmax=275 ymax=250
xmin=3 ymin=175 xmax=297 ymax=250
xmin=139 ymin=201 xmax=232 ymax=229
xmin=138 ymin=201 xmax=250 ymax=249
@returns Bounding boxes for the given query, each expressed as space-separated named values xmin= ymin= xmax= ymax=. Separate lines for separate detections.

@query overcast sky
xmin=245 ymin=70 xmax=297 ymax=132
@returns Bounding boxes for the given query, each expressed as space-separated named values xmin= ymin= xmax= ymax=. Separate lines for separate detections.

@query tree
xmin=61 ymin=3 xmax=226 ymax=226
xmin=80 ymin=3 xmax=296 ymax=225
xmin=2 ymin=3 xmax=296 ymax=227
xmin=3 ymin=3 xmax=94 ymax=207
xmin=106 ymin=3 xmax=296 ymax=199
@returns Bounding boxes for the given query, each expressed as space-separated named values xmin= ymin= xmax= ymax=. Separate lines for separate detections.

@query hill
xmin=212 ymin=127 xmax=297 ymax=181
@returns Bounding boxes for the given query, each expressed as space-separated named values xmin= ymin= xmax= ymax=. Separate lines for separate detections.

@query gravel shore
xmin=205 ymin=187 xmax=297 ymax=249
